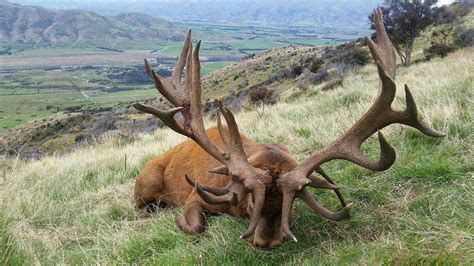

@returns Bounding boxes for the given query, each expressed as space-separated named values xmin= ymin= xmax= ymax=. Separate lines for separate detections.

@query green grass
xmin=201 ymin=61 xmax=234 ymax=75
xmin=0 ymin=48 xmax=473 ymax=264
xmin=0 ymin=213 xmax=27 ymax=265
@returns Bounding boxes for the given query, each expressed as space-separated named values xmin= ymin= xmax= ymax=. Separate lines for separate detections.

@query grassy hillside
xmin=1 ymin=47 xmax=472 ymax=264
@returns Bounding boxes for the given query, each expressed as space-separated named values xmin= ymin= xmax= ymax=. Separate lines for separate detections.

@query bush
xmin=247 ymin=85 xmax=278 ymax=105
xmin=274 ymin=68 xmax=293 ymax=80
xmin=424 ymin=43 xmax=455 ymax=60
xmin=309 ymin=57 xmax=324 ymax=73
xmin=335 ymin=46 xmax=370 ymax=66
xmin=291 ymin=64 xmax=303 ymax=76
xmin=424 ymin=25 xmax=473 ymax=60
xmin=457 ymin=28 xmax=474 ymax=47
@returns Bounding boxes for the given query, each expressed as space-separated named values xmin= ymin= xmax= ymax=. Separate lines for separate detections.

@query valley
xmin=0 ymin=18 xmax=362 ymax=133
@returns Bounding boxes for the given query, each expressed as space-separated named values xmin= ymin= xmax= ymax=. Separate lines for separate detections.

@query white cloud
xmin=436 ymin=0 xmax=455 ymax=7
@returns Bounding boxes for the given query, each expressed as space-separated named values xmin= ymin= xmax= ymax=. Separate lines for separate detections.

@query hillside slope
xmin=0 ymin=2 xmax=183 ymax=47
xmin=1 ymin=48 xmax=472 ymax=264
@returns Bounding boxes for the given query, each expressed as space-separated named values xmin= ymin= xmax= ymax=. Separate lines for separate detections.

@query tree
xmin=370 ymin=0 xmax=438 ymax=66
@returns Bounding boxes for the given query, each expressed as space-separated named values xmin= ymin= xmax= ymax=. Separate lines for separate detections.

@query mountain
xmin=10 ymin=0 xmax=382 ymax=27
xmin=0 ymin=2 xmax=183 ymax=46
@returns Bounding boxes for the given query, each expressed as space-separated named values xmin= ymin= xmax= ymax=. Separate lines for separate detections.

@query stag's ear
xmin=209 ymin=165 xmax=229 ymax=175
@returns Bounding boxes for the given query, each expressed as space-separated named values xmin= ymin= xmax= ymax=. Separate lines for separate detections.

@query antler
xmin=277 ymin=9 xmax=446 ymax=242
xmin=133 ymin=30 xmax=268 ymax=239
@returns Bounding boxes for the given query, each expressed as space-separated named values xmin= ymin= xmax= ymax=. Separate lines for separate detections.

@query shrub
xmin=424 ymin=25 xmax=473 ymax=60
xmin=291 ymin=64 xmax=303 ymax=76
xmin=247 ymin=85 xmax=278 ymax=105
xmin=456 ymin=28 xmax=474 ymax=47
xmin=335 ymin=46 xmax=370 ymax=66
xmin=309 ymin=57 xmax=324 ymax=73
xmin=424 ymin=43 xmax=456 ymax=60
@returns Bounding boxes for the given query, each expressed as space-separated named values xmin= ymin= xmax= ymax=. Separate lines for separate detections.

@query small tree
xmin=370 ymin=0 xmax=438 ymax=66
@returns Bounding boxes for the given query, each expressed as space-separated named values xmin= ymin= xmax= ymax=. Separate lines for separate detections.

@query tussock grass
xmin=1 ymin=48 xmax=473 ymax=264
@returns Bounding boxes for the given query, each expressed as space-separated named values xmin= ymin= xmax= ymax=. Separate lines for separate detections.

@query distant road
xmin=73 ymin=75 xmax=111 ymax=89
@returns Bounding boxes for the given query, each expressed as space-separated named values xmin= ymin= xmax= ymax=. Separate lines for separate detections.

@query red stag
xmin=133 ymin=9 xmax=445 ymax=248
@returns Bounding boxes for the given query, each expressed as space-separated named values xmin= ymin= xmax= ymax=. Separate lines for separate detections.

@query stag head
xmin=134 ymin=9 xmax=445 ymax=247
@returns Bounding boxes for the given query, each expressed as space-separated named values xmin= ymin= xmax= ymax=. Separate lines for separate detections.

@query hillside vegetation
xmin=1 ymin=47 xmax=472 ymax=264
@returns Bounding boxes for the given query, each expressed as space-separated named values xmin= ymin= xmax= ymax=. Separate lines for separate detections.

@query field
xmin=0 ymin=67 xmax=157 ymax=132
xmin=1 ymin=48 xmax=472 ymax=264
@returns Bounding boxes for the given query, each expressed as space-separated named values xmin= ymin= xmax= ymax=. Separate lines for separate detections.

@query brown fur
xmin=134 ymin=127 xmax=299 ymax=248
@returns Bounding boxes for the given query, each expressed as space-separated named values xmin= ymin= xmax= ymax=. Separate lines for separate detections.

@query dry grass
xmin=1 ymin=48 xmax=473 ymax=264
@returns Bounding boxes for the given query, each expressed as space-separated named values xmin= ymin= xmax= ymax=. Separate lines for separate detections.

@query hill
xmin=1 ymin=46 xmax=473 ymax=264
xmin=0 ymin=2 xmax=183 ymax=47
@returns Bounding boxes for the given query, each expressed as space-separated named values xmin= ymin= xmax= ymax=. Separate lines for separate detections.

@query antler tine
xmin=399 ymin=85 xmax=446 ymax=137
xmin=181 ymin=39 xmax=228 ymax=163
xmin=185 ymin=175 xmax=243 ymax=206
xmin=171 ymin=29 xmax=192 ymax=86
xmin=345 ymin=131 xmax=396 ymax=171
xmin=195 ymin=183 xmax=239 ymax=205
xmin=219 ymin=104 xmax=248 ymax=162
xmin=368 ymin=8 xmax=396 ymax=79
xmin=315 ymin=167 xmax=346 ymax=207
xmin=240 ymin=184 xmax=265 ymax=239
xmin=185 ymin=174 xmax=232 ymax=196
xmin=134 ymin=33 xmax=194 ymax=135
xmin=216 ymin=113 xmax=231 ymax=150
xmin=133 ymin=104 xmax=190 ymax=137
xmin=297 ymin=190 xmax=352 ymax=221
xmin=306 ymin=173 xmax=339 ymax=190
xmin=277 ymin=8 xmax=446 ymax=241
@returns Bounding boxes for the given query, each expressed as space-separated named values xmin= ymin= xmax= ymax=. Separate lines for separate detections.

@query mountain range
xmin=9 ymin=0 xmax=382 ymax=27
xmin=0 ymin=1 xmax=183 ymax=46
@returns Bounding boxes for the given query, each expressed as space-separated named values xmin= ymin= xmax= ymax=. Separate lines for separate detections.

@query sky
xmin=9 ymin=0 xmax=455 ymax=4
xmin=10 ymin=0 xmax=382 ymax=3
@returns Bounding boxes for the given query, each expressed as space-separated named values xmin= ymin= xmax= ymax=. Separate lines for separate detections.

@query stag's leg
xmin=134 ymin=161 xmax=165 ymax=215
xmin=176 ymin=201 xmax=206 ymax=234
xmin=252 ymin=213 xmax=283 ymax=249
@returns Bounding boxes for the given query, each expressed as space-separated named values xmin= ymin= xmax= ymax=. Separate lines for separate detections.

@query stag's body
xmin=135 ymin=126 xmax=300 ymax=247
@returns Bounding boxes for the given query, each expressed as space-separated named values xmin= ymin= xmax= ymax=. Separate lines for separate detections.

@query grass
xmin=0 ymin=48 xmax=473 ymax=264
xmin=201 ymin=61 xmax=234 ymax=76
